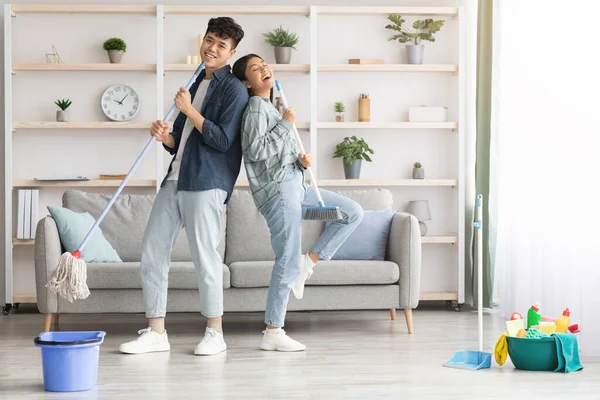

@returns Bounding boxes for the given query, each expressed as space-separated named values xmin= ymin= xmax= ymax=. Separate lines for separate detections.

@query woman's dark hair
xmin=205 ymin=17 xmax=244 ymax=49
xmin=232 ymin=53 xmax=273 ymax=101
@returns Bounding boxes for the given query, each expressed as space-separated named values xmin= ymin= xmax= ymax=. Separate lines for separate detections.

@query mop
xmin=443 ymin=194 xmax=492 ymax=370
xmin=46 ymin=62 xmax=207 ymax=302
xmin=274 ymin=80 xmax=342 ymax=221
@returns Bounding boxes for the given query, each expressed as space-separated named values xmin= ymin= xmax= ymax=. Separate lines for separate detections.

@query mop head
xmin=304 ymin=205 xmax=343 ymax=221
xmin=46 ymin=251 xmax=90 ymax=303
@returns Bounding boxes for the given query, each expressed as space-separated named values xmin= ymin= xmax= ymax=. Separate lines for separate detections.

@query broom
xmin=46 ymin=62 xmax=207 ymax=302
xmin=274 ymin=80 xmax=342 ymax=221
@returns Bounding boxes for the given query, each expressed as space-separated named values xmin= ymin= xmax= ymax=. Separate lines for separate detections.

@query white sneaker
xmin=194 ymin=327 xmax=227 ymax=356
xmin=260 ymin=328 xmax=306 ymax=352
xmin=119 ymin=327 xmax=170 ymax=354
xmin=292 ymin=254 xmax=315 ymax=299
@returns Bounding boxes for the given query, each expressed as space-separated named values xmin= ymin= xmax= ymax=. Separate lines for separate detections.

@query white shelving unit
xmin=3 ymin=4 xmax=465 ymax=312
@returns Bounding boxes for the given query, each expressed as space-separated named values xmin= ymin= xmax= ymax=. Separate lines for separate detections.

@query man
xmin=119 ymin=17 xmax=248 ymax=356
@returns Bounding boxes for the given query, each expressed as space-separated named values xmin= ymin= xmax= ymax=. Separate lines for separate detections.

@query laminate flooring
xmin=1 ymin=305 xmax=598 ymax=399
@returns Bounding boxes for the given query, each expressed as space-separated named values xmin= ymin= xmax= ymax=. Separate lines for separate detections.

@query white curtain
xmin=491 ymin=0 xmax=600 ymax=357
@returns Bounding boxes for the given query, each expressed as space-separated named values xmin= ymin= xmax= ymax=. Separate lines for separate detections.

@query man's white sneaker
xmin=119 ymin=327 xmax=170 ymax=354
xmin=292 ymin=254 xmax=315 ymax=300
xmin=194 ymin=327 xmax=227 ymax=356
xmin=260 ymin=328 xmax=306 ymax=352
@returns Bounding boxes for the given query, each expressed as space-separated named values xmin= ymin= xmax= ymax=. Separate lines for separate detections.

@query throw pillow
xmin=331 ymin=210 xmax=395 ymax=261
xmin=47 ymin=206 xmax=122 ymax=263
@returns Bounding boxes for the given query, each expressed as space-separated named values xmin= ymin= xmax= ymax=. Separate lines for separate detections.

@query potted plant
xmin=263 ymin=26 xmax=299 ymax=64
xmin=102 ymin=37 xmax=127 ymax=64
xmin=334 ymin=101 xmax=345 ymax=122
xmin=54 ymin=99 xmax=72 ymax=122
xmin=385 ymin=15 xmax=445 ymax=64
xmin=333 ymin=136 xmax=374 ymax=179
xmin=413 ymin=161 xmax=424 ymax=179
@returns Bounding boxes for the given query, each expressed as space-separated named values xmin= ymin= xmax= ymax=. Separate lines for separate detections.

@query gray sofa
xmin=34 ymin=188 xmax=422 ymax=333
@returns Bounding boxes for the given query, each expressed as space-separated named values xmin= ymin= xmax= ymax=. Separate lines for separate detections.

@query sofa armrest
xmin=386 ymin=212 xmax=422 ymax=310
xmin=34 ymin=217 xmax=62 ymax=314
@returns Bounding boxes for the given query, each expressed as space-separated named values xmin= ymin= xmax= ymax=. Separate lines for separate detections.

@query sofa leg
xmin=43 ymin=314 xmax=52 ymax=332
xmin=53 ymin=314 xmax=60 ymax=331
xmin=404 ymin=308 xmax=414 ymax=334
xmin=389 ymin=308 xmax=396 ymax=320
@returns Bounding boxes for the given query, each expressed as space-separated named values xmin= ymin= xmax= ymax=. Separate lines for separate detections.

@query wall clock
xmin=101 ymin=84 xmax=140 ymax=121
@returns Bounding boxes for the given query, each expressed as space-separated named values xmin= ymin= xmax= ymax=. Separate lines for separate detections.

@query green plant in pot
xmin=413 ymin=161 xmax=424 ymax=179
xmin=263 ymin=26 xmax=299 ymax=64
xmin=54 ymin=99 xmax=72 ymax=122
xmin=333 ymin=136 xmax=374 ymax=179
xmin=334 ymin=101 xmax=345 ymax=122
xmin=103 ymin=37 xmax=127 ymax=64
xmin=385 ymin=15 xmax=445 ymax=64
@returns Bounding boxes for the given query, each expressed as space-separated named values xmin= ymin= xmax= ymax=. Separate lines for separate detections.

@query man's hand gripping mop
xmin=275 ymin=80 xmax=342 ymax=222
xmin=46 ymin=62 xmax=207 ymax=302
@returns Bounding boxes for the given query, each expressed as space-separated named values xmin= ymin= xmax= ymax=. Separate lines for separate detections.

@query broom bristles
xmin=304 ymin=206 xmax=343 ymax=221
xmin=46 ymin=252 xmax=90 ymax=303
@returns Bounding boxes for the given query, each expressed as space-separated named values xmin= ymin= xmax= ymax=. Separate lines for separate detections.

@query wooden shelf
xmin=13 ymin=121 xmax=153 ymax=130
xmin=163 ymin=5 xmax=310 ymax=16
xmin=317 ymin=179 xmax=458 ymax=187
xmin=318 ymin=122 xmax=457 ymax=130
xmin=13 ymin=179 xmax=157 ymax=188
xmin=421 ymin=235 xmax=458 ymax=244
xmin=12 ymin=239 xmax=34 ymax=246
xmin=164 ymin=63 xmax=310 ymax=73
xmin=11 ymin=5 xmax=156 ymax=15
xmin=317 ymin=6 xmax=458 ymax=16
xmin=420 ymin=291 xmax=458 ymax=301
xmin=318 ymin=64 xmax=457 ymax=73
xmin=12 ymin=295 xmax=37 ymax=304
xmin=12 ymin=63 xmax=156 ymax=72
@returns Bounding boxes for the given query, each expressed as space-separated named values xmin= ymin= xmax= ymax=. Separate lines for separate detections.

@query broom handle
xmin=76 ymin=62 xmax=206 ymax=252
xmin=275 ymin=80 xmax=326 ymax=207
xmin=476 ymin=194 xmax=483 ymax=352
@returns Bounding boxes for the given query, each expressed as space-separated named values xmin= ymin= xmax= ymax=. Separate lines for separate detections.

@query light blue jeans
xmin=140 ymin=181 xmax=227 ymax=319
xmin=260 ymin=163 xmax=364 ymax=327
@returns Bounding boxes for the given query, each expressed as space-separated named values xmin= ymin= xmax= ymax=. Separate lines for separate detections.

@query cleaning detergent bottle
xmin=555 ymin=308 xmax=571 ymax=333
xmin=527 ymin=302 xmax=542 ymax=329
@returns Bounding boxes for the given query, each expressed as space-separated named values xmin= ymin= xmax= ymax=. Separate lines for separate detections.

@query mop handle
xmin=275 ymin=80 xmax=326 ymax=207
xmin=475 ymin=194 xmax=484 ymax=352
xmin=76 ymin=62 xmax=206 ymax=252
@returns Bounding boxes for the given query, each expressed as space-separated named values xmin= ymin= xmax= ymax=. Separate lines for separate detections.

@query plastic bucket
xmin=34 ymin=331 xmax=106 ymax=392
xmin=506 ymin=336 xmax=558 ymax=371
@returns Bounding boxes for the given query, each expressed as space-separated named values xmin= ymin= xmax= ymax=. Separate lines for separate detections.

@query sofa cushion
xmin=228 ymin=260 xmax=399 ymax=288
xmin=63 ymin=190 xmax=226 ymax=262
xmin=86 ymin=262 xmax=230 ymax=289
xmin=332 ymin=210 xmax=395 ymax=261
xmin=47 ymin=206 xmax=122 ymax=263
xmin=225 ymin=189 xmax=394 ymax=264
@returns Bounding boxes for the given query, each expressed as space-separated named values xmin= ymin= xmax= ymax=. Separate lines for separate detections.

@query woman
xmin=232 ymin=54 xmax=363 ymax=352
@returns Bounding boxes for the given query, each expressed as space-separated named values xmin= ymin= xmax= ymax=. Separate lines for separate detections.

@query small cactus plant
xmin=335 ymin=101 xmax=345 ymax=122
xmin=413 ymin=161 xmax=424 ymax=179
xmin=54 ymin=99 xmax=72 ymax=111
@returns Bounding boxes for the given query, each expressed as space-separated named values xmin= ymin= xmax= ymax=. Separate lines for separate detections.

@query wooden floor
xmin=1 ymin=305 xmax=598 ymax=399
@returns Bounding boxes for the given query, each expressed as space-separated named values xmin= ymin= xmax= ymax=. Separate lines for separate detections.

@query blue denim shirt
xmin=161 ymin=64 xmax=249 ymax=203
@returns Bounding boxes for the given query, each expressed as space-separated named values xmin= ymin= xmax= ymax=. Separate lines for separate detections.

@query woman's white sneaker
xmin=260 ymin=328 xmax=306 ymax=352
xmin=292 ymin=254 xmax=315 ymax=299
xmin=119 ymin=327 xmax=170 ymax=354
xmin=194 ymin=327 xmax=227 ymax=356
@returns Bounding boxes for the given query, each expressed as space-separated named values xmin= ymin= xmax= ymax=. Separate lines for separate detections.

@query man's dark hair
xmin=205 ymin=17 xmax=244 ymax=49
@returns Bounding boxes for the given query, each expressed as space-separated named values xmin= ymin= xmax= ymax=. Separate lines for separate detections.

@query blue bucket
xmin=34 ymin=331 xmax=106 ymax=392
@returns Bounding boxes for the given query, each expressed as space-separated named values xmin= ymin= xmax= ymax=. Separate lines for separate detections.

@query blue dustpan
xmin=443 ymin=195 xmax=491 ymax=371
xmin=443 ymin=350 xmax=492 ymax=370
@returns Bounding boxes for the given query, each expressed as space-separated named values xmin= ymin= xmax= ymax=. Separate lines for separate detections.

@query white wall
xmin=1 ymin=0 xmax=461 ymax=305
